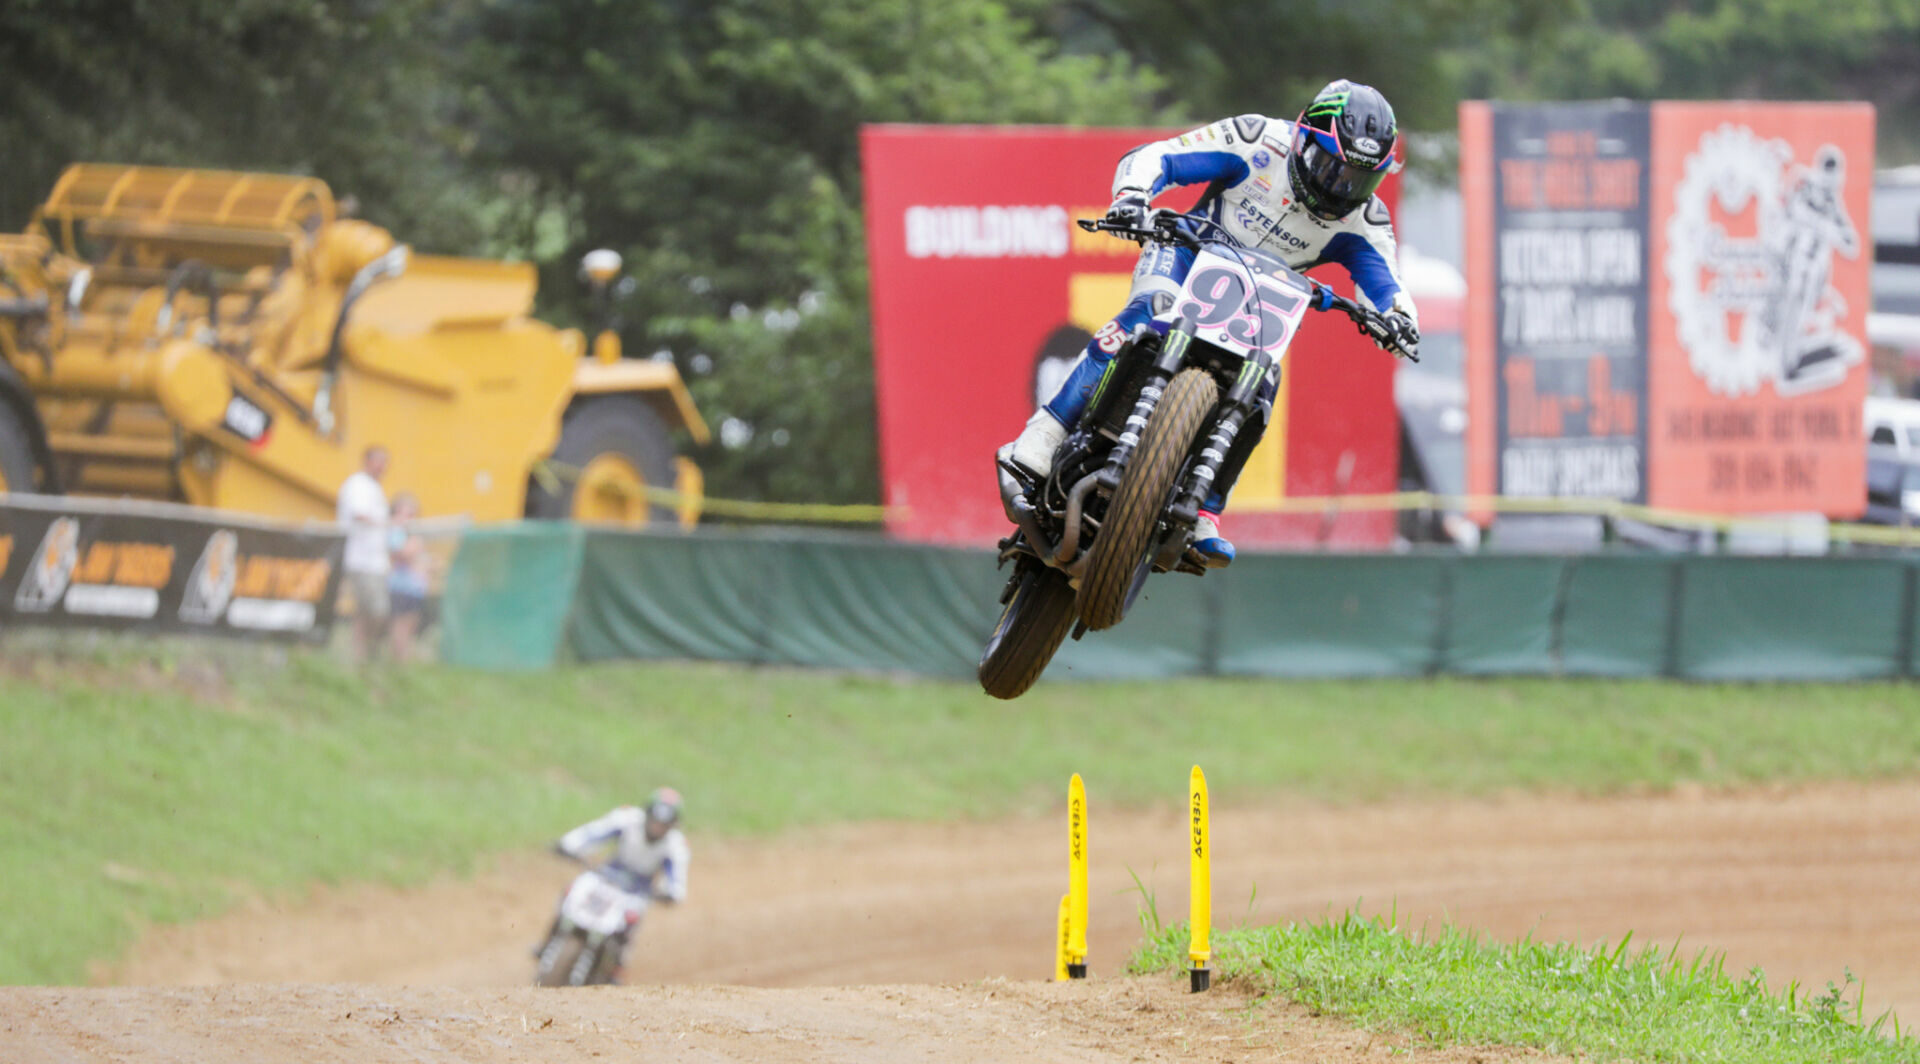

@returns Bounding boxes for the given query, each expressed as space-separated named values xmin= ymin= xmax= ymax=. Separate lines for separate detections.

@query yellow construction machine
xmin=0 ymin=164 xmax=708 ymax=525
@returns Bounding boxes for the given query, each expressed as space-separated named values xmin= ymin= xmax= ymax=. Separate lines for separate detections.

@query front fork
xmin=1167 ymin=349 xmax=1276 ymax=529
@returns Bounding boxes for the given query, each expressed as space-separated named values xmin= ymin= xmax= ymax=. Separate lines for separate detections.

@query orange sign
xmin=1647 ymin=103 xmax=1874 ymax=516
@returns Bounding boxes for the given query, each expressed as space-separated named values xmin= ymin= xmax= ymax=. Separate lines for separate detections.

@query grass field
xmin=6 ymin=632 xmax=1920 ymax=1040
xmin=1132 ymin=914 xmax=1917 ymax=1063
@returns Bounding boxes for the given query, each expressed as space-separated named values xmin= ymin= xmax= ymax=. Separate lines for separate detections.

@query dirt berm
xmin=7 ymin=783 xmax=1916 ymax=1062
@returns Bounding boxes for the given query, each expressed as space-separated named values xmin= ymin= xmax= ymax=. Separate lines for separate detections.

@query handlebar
xmin=1076 ymin=212 xmax=1418 ymax=361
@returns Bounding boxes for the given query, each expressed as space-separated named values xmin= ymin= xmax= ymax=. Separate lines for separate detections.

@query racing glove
xmin=1104 ymin=190 xmax=1152 ymax=232
xmin=1377 ymin=310 xmax=1421 ymax=361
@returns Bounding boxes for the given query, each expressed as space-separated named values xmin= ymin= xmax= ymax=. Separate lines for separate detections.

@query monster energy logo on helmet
xmin=1289 ymin=79 xmax=1398 ymax=221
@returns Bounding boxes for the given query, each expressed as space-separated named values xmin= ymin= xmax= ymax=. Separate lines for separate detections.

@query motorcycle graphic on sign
xmin=1664 ymin=124 xmax=1862 ymax=398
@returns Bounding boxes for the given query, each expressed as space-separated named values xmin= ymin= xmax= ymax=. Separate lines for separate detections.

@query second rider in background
xmin=1003 ymin=79 xmax=1421 ymax=566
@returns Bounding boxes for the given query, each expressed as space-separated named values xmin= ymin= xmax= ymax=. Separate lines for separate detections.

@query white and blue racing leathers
xmin=558 ymin=805 xmax=690 ymax=903
xmin=1044 ymin=114 xmax=1417 ymax=510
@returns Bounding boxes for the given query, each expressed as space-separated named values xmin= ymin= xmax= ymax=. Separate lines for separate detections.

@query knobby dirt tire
xmin=978 ymin=563 xmax=1078 ymax=700
xmin=534 ymin=933 xmax=586 ymax=987
xmin=1077 ymin=367 xmax=1218 ymax=631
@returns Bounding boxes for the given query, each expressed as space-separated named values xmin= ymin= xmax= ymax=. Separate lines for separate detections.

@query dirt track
xmin=12 ymin=782 xmax=1920 ymax=1062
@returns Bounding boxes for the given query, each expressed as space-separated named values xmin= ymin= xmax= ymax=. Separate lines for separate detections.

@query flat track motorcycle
xmin=978 ymin=210 xmax=1413 ymax=700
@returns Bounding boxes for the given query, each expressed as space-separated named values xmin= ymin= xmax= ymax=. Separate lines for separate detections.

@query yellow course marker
xmin=1189 ymin=765 xmax=1212 ymax=992
xmin=1055 ymin=892 xmax=1072 ymax=981
xmin=1067 ymin=773 xmax=1089 ymax=978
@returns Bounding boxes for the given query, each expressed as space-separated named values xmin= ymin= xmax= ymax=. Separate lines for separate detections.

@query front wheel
xmin=1078 ymin=368 xmax=1218 ymax=630
xmin=534 ymin=932 xmax=586 ymax=987
xmin=978 ymin=562 xmax=1077 ymax=700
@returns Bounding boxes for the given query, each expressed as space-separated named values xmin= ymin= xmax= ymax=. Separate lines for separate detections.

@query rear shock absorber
xmin=1100 ymin=314 xmax=1195 ymax=490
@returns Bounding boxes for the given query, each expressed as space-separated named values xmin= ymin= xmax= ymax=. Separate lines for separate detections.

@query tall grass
xmin=1131 ymin=913 xmax=1919 ymax=1063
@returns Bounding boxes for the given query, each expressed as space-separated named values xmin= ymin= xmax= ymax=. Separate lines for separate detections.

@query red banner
xmin=861 ymin=124 xmax=1398 ymax=546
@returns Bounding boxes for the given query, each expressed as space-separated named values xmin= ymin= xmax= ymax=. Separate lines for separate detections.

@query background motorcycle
xmin=980 ymin=211 xmax=1413 ymax=700
xmin=533 ymin=860 xmax=653 ymax=987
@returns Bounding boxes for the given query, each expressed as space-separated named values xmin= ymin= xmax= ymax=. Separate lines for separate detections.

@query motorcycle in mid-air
xmin=532 ymin=860 xmax=654 ymax=987
xmin=979 ymin=210 xmax=1414 ymax=700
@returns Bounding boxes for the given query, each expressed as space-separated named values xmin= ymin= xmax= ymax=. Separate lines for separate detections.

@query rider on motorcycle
xmin=542 ymin=787 xmax=690 ymax=979
xmin=1004 ymin=80 xmax=1421 ymax=567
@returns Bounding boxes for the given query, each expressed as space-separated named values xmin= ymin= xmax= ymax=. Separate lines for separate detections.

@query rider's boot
xmin=1006 ymin=409 xmax=1067 ymax=478
xmin=1189 ymin=510 xmax=1235 ymax=569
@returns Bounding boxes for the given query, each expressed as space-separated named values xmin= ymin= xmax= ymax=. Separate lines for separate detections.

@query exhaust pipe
xmin=997 ymin=453 xmax=1058 ymax=558
xmin=1053 ymin=472 xmax=1103 ymax=565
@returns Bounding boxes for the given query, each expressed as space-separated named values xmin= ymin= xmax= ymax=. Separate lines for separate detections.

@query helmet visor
xmin=1294 ymin=130 xmax=1388 ymax=218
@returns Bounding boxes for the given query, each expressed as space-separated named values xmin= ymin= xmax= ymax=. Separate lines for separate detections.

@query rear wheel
xmin=0 ymin=400 xmax=38 ymax=494
xmin=1078 ymin=368 xmax=1218 ymax=631
xmin=528 ymin=396 xmax=678 ymax=525
xmin=585 ymin=935 xmax=625 ymax=985
xmin=978 ymin=562 xmax=1078 ymax=700
xmin=534 ymin=933 xmax=586 ymax=987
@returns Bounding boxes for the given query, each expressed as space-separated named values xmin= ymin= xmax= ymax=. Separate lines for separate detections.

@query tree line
xmin=2 ymin=0 xmax=1911 ymax=507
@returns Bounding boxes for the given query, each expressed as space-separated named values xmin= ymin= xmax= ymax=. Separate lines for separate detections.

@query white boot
xmin=1008 ymin=409 xmax=1066 ymax=477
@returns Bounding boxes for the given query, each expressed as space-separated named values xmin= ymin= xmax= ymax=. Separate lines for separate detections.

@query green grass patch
xmin=5 ymin=633 xmax=1920 ymax=984
xmin=1130 ymin=912 xmax=1918 ymax=1062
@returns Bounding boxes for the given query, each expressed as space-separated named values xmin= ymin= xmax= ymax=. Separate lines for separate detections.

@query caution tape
xmin=637 ymin=484 xmax=899 ymax=523
xmin=539 ymin=456 xmax=1920 ymax=543
xmin=535 ymin=458 xmax=901 ymax=524
xmin=1226 ymin=490 xmax=1920 ymax=548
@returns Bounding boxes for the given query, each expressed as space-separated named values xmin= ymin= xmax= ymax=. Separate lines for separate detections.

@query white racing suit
xmin=557 ymin=805 xmax=691 ymax=902
xmin=547 ymin=806 xmax=690 ymax=977
xmin=1045 ymin=113 xmax=1418 ymax=513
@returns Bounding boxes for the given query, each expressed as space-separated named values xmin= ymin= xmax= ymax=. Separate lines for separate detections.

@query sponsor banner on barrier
xmin=1465 ymin=100 xmax=1874 ymax=517
xmin=0 ymin=496 xmax=344 ymax=640
xmin=860 ymin=124 xmax=1398 ymax=546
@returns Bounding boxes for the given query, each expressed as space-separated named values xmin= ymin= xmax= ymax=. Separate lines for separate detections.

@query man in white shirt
xmin=336 ymin=445 xmax=391 ymax=661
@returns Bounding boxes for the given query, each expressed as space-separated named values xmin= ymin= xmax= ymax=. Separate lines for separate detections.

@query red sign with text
xmin=861 ymin=124 xmax=1398 ymax=546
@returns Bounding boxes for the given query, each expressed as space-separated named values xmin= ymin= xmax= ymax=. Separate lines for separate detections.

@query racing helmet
xmin=644 ymin=786 xmax=682 ymax=839
xmin=1289 ymin=80 xmax=1399 ymax=221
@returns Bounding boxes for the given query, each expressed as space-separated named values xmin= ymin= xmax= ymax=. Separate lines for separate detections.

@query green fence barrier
xmin=1217 ymin=555 xmax=1448 ymax=677
xmin=1442 ymin=556 xmax=1565 ymax=675
xmin=438 ymin=526 xmax=1920 ymax=683
xmin=437 ymin=523 xmax=584 ymax=669
xmin=1674 ymin=558 xmax=1912 ymax=681
xmin=1558 ymin=556 xmax=1676 ymax=677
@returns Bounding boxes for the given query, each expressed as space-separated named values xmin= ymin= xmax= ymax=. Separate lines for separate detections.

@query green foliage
xmin=1132 ymin=912 xmax=1920 ymax=1062
xmin=0 ymin=0 xmax=495 ymax=252
xmin=462 ymin=0 xmax=1166 ymax=504
xmin=1451 ymin=0 xmax=1920 ymax=159
xmin=0 ymin=0 xmax=1915 ymax=509
xmin=1055 ymin=0 xmax=1568 ymax=130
